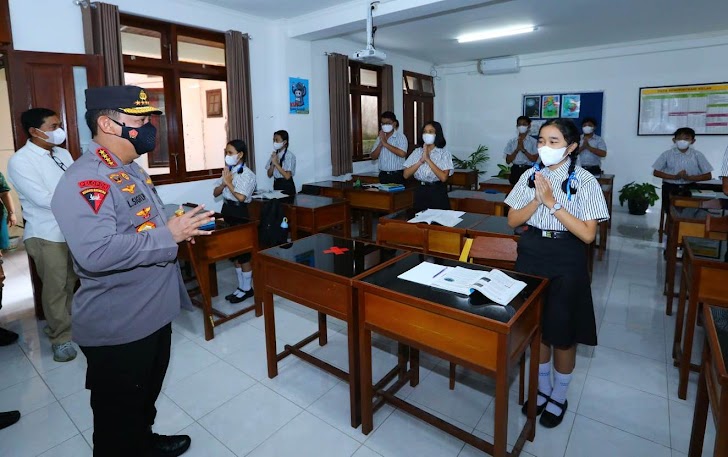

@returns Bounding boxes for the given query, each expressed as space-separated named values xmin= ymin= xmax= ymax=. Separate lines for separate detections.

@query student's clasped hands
xmin=534 ymin=172 xmax=556 ymax=207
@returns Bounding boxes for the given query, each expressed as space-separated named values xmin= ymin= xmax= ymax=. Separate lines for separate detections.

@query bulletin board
xmin=638 ymin=83 xmax=728 ymax=135
xmin=522 ymin=91 xmax=604 ymax=137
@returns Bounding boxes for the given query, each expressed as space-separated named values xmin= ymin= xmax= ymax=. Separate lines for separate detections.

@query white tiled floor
xmin=0 ymin=206 xmax=715 ymax=456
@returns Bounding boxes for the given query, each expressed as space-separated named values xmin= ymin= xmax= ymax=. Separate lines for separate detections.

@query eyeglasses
xmin=50 ymin=154 xmax=67 ymax=172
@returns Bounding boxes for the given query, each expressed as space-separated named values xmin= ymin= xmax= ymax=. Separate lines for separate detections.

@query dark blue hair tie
xmin=566 ymin=172 xmax=578 ymax=201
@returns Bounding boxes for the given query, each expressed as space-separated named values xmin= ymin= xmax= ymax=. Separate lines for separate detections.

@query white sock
xmin=242 ymin=271 xmax=253 ymax=291
xmin=235 ymin=267 xmax=244 ymax=290
xmin=537 ymin=362 xmax=552 ymax=407
xmin=545 ymin=369 xmax=572 ymax=416
xmin=233 ymin=289 xmax=244 ymax=298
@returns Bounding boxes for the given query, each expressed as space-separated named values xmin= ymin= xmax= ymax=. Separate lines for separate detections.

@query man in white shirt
xmin=8 ymin=108 xmax=77 ymax=362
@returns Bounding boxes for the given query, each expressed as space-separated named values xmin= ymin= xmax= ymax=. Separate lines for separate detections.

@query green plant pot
xmin=627 ymin=199 xmax=649 ymax=215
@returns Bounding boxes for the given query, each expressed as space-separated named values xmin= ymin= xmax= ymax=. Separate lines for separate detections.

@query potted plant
xmin=618 ymin=181 xmax=659 ymax=215
xmin=452 ymin=144 xmax=489 ymax=176
xmin=492 ymin=163 xmax=511 ymax=179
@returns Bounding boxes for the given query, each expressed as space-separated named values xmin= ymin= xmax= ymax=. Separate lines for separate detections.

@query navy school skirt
xmin=515 ymin=226 xmax=597 ymax=347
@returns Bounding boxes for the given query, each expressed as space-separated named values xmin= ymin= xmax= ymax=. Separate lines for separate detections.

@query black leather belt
xmin=381 ymin=170 xmax=402 ymax=175
xmin=527 ymin=225 xmax=577 ymax=240
xmin=223 ymin=199 xmax=244 ymax=207
xmin=420 ymin=180 xmax=445 ymax=186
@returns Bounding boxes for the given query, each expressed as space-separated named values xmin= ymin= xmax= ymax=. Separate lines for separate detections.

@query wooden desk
xmin=378 ymin=209 xmax=489 ymax=258
xmin=351 ymin=172 xmax=380 ymax=184
xmin=301 ymin=180 xmax=353 ymax=199
xmin=673 ymin=238 xmax=728 ymax=400
xmin=695 ymin=179 xmax=725 ymax=192
xmin=689 ymin=305 xmax=728 ymax=456
xmin=248 ymin=195 xmax=350 ymax=239
xmin=595 ymin=173 xmax=614 ymax=187
xmin=479 ymin=178 xmax=513 ymax=194
xmin=355 ymin=254 xmax=548 ymax=457
xmin=449 ymin=190 xmax=507 ymax=216
xmin=596 ymin=184 xmax=613 ymax=260
xmin=448 ymin=169 xmax=479 ymax=191
xmin=257 ymin=234 xmax=407 ymax=427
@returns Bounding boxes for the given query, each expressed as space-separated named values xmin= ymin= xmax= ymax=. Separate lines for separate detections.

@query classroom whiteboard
xmin=638 ymin=83 xmax=728 ymax=135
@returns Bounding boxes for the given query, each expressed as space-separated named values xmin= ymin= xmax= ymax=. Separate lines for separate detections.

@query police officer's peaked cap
xmin=85 ymin=85 xmax=163 ymax=115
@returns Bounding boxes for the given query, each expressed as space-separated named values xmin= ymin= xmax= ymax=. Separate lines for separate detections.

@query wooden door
xmin=6 ymin=50 xmax=104 ymax=159
xmin=403 ymin=94 xmax=434 ymax=154
xmin=0 ymin=0 xmax=11 ymax=46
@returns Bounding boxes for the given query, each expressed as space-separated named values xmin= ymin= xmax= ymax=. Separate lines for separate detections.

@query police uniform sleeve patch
xmin=121 ymin=184 xmax=136 ymax=194
xmin=136 ymin=221 xmax=156 ymax=232
xmin=77 ymin=180 xmax=111 ymax=214
xmin=136 ymin=207 xmax=152 ymax=219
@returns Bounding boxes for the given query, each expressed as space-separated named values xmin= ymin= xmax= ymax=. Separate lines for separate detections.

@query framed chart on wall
xmin=638 ymin=83 xmax=728 ymax=135
xmin=522 ymin=91 xmax=604 ymax=137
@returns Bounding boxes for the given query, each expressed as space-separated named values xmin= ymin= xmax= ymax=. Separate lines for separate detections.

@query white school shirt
xmin=403 ymin=147 xmax=454 ymax=182
xmin=504 ymin=160 xmax=610 ymax=231
xmin=652 ymin=146 xmax=713 ymax=185
xmin=371 ymin=130 xmax=408 ymax=171
xmin=577 ymin=134 xmax=607 ymax=167
xmin=216 ymin=164 xmax=257 ymax=203
xmin=503 ymin=136 xmax=538 ymax=165
xmin=8 ymin=140 xmax=74 ymax=242
xmin=265 ymin=149 xmax=296 ymax=179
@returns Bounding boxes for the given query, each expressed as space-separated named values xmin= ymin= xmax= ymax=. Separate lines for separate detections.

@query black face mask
xmin=111 ymin=119 xmax=157 ymax=155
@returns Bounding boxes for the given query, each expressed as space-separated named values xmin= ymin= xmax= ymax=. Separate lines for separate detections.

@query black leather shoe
xmin=146 ymin=433 xmax=191 ymax=457
xmin=539 ymin=398 xmax=568 ymax=428
xmin=229 ymin=288 xmax=254 ymax=304
xmin=0 ymin=411 xmax=20 ymax=430
xmin=225 ymin=288 xmax=244 ymax=302
xmin=0 ymin=327 xmax=18 ymax=346
xmin=521 ymin=390 xmax=550 ymax=417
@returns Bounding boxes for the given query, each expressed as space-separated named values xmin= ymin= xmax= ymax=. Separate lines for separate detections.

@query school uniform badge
xmin=77 ymin=180 xmax=111 ymax=214
xmin=136 ymin=221 xmax=156 ymax=232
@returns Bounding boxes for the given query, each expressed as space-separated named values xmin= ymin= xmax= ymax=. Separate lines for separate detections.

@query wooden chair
xmin=376 ymin=222 xmax=429 ymax=253
xmin=448 ymin=237 xmax=525 ymax=406
xmin=456 ymin=198 xmax=497 ymax=215
xmin=704 ymin=214 xmax=728 ymax=239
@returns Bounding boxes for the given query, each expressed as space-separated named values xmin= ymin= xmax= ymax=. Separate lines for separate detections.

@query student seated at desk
xmin=652 ymin=127 xmax=713 ymax=216
xmin=505 ymin=118 xmax=609 ymax=429
xmin=577 ymin=117 xmax=607 ymax=175
xmin=721 ymin=143 xmax=728 ymax=195
xmin=266 ymin=130 xmax=296 ymax=196
xmin=370 ymin=111 xmax=408 ymax=185
xmin=403 ymin=121 xmax=454 ymax=212
xmin=504 ymin=115 xmax=538 ymax=186
xmin=213 ymin=140 xmax=257 ymax=304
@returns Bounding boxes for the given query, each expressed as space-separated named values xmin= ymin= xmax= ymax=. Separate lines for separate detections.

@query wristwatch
xmin=550 ymin=202 xmax=562 ymax=215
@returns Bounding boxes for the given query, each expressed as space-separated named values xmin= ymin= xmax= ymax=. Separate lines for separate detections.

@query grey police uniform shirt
xmin=51 ymin=141 xmax=189 ymax=347
xmin=577 ymin=134 xmax=607 ymax=167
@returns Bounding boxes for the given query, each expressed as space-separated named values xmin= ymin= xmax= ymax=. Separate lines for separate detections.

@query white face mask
xmin=582 ymin=126 xmax=594 ymax=135
xmin=36 ymin=128 xmax=67 ymax=146
xmin=381 ymin=124 xmax=394 ymax=133
xmin=422 ymin=133 xmax=436 ymax=145
xmin=517 ymin=125 xmax=529 ymax=134
xmin=273 ymin=142 xmax=285 ymax=151
xmin=538 ymin=146 xmax=568 ymax=167
xmin=224 ymin=155 xmax=240 ymax=167
xmin=675 ymin=140 xmax=691 ymax=150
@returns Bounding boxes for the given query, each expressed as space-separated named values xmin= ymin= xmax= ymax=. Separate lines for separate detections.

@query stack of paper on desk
xmin=252 ymin=190 xmax=288 ymax=199
xmin=407 ymin=209 xmax=465 ymax=227
xmin=397 ymin=262 xmax=526 ymax=306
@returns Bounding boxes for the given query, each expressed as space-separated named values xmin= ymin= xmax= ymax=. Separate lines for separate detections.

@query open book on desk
xmin=398 ymin=262 xmax=526 ymax=306
xmin=252 ymin=190 xmax=289 ymax=199
xmin=407 ymin=209 xmax=465 ymax=227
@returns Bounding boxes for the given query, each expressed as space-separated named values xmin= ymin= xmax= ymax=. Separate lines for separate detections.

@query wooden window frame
xmin=121 ymin=14 xmax=227 ymax=185
xmin=0 ymin=0 xmax=11 ymax=47
xmin=349 ymin=61 xmax=382 ymax=162
xmin=402 ymin=70 xmax=435 ymax=153
xmin=403 ymin=70 xmax=435 ymax=97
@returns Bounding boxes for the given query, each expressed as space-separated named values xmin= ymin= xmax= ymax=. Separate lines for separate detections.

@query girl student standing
xmin=403 ymin=121 xmax=454 ymax=212
xmin=266 ymin=130 xmax=296 ymax=197
xmin=213 ymin=140 xmax=257 ymax=304
xmin=504 ymin=118 xmax=609 ymax=428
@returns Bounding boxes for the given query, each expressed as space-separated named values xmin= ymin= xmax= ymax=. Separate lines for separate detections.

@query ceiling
xmin=194 ymin=0 xmax=728 ymax=64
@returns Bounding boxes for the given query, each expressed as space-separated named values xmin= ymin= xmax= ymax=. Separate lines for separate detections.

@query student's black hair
xmin=380 ymin=111 xmax=397 ymax=122
xmin=581 ymin=117 xmax=598 ymax=127
xmin=673 ymin=127 xmax=696 ymax=139
xmin=528 ymin=118 xmax=581 ymax=197
xmin=421 ymin=121 xmax=446 ymax=148
xmin=516 ymin=115 xmax=531 ymax=125
xmin=227 ymin=139 xmax=247 ymax=173
xmin=84 ymin=109 xmax=119 ymax=137
xmin=22 ymin=108 xmax=58 ymax=136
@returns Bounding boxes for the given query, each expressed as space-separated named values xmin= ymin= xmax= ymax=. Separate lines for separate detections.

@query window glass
xmin=121 ymin=26 xmax=162 ymax=59
xmin=361 ymin=95 xmax=379 ymax=155
xmin=180 ymin=78 xmax=227 ymax=172
xmin=360 ymin=68 xmax=378 ymax=87
xmin=178 ymin=36 xmax=225 ymax=66
xmin=125 ymin=72 xmax=170 ymax=175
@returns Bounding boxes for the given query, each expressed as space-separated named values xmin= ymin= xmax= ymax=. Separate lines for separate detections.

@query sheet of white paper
xmin=397 ymin=262 xmax=451 ymax=286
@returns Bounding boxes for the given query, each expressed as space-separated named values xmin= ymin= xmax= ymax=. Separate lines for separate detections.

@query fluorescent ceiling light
xmin=457 ymin=25 xmax=536 ymax=43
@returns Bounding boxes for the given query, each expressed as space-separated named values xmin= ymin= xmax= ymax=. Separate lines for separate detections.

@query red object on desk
xmin=324 ymin=247 xmax=350 ymax=255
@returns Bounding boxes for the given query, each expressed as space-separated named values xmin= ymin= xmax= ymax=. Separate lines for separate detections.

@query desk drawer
xmin=264 ymin=263 xmax=350 ymax=318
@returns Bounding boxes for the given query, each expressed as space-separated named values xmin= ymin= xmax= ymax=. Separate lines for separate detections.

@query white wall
xmin=439 ymin=33 xmax=728 ymax=192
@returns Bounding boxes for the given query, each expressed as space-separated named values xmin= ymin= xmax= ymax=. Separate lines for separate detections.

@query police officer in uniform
xmin=51 ymin=86 xmax=214 ymax=457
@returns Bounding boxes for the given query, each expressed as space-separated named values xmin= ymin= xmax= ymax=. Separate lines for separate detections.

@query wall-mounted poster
xmin=561 ymin=94 xmax=581 ymax=118
xmin=638 ymin=83 xmax=728 ymax=135
xmin=529 ymin=119 xmax=546 ymax=137
xmin=541 ymin=95 xmax=560 ymax=118
xmin=289 ymin=77 xmax=309 ymax=114
xmin=523 ymin=96 xmax=541 ymax=118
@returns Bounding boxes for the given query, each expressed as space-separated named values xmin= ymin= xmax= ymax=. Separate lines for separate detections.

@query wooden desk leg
xmin=673 ymin=266 xmax=688 ymax=361
xmin=264 ymin=291 xmax=279 ymax=378
xmin=598 ymin=222 xmax=607 ymax=261
xmin=493 ymin=355 xmax=510 ymax=457
xmin=397 ymin=343 xmax=408 ymax=381
xmin=717 ymin=385 xmax=728 ymax=457
xmin=318 ymin=312 xmax=328 ymax=346
xmin=252 ymin=256 xmax=263 ymax=317
xmin=665 ymin=223 xmax=678 ymax=315
xmin=194 ymin=259 xmax=215 ymax=341
xmin=410 ymin=348 xmax=420 ymax=387
xmin=209 ymin=263 xmax=218 ymax=298
xmin=678 ymin=286 xmax=700 ymax=400
xmin=688 ymin=341 xmax=709 ymax=457
xmin=360 ymin=327 xmax=374 ymax=434
xmin=527 ymin=330 xmax=541 ymax=441
xmin=347 ymin=302 xmax=361 ymax=428
xmin=343 ymin=205 xmax=352 ymax=238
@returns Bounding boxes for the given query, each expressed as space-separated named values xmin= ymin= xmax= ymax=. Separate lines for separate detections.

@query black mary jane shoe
xmin=145 ymin=433 xmax=191 ymax=457
xmin=520 ymin=390 xmax=550 ymax=417
xmin=225 ymin=289 xmax=244 ymax=302
xmin=0 ymin=410 xmax=20 ymax=430
xmin=539 ymin=398 xmax=568 ymax=428
xmin=229 ymin=288 xmax=254 ymax=304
